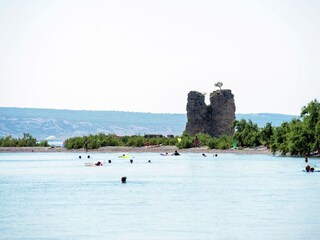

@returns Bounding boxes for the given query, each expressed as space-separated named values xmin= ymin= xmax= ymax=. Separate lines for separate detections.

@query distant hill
xmin=0 ymin=107 xmax=298 ymax=140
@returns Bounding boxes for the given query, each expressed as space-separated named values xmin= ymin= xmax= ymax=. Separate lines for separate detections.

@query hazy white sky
xmin=0 ymin=0 xmax=319 ymax=114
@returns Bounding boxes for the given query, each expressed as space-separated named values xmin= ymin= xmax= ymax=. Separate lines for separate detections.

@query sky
xmin=0 ymin=0 xmax=319 ymax=115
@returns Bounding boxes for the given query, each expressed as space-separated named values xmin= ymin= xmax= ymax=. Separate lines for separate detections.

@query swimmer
xmin=172 ymin=150 xmax=180 ymax=156
xmin=121 ymin=177 xmax=127 ymax=183
xmin=95 ymin=161 xmax=103 ymax=166
xmin=306 ymin=165 xmax=311 ymax=172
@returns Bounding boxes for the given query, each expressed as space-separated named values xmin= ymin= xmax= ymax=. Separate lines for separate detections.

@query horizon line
xmin=0 ymin=106 xmax=299 ymax=116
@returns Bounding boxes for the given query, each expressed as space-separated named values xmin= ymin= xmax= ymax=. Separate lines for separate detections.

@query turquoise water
xmin=0 ymin=152 xmax=319 ymax=240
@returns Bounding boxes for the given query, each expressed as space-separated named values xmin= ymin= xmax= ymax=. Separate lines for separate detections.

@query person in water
xmin=202 ymin=153 xmax=207 ymax=157
xmin=305 ymin=165 xmax=316 ymax=172
xmin=305 ymin=165 xmax=310 ymax=172
xmin=95 ymin=161 xmax=103 ymax=166
xmin=121 ymin=177 xmax=127 ymax=183
xmin=172 ymin=150 xmax=180 ymax=156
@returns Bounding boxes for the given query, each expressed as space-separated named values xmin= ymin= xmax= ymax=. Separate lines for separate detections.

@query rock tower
xmin=185 ymin=89 xmax=235 ymax=137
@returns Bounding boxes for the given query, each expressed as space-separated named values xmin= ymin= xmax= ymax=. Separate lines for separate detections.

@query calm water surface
xmin=0 ymin=152 xmax=319 ymax=240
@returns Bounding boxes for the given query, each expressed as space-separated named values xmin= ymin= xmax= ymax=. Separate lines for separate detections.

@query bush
xmin=195 ymin=133 xmax=212 ymax=146
xmin=0 ymin=134 xmax=40 ymax=147
xmin=176 ymin=136 xmax=193 ymax=149
xmin=38 ymin=140 xmax=49 ymax=147
xmin=208 ymin=135 xmax=233 ymax=149
xmin=65 ymin=137 xmax=85 ymax=149
xmin=127 ymin=136 xmax=145 ymax=147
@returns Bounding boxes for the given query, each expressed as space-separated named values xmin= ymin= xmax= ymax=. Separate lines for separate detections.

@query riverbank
xmin=0 ymin=146 xmax=271 ymax=154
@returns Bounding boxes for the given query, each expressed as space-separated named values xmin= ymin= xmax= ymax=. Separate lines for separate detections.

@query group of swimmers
xmin=91 ymin=151 xmax=218 ymax=165
xmin=304 ymin=156 xmax=317 ymax=173
xmin=86 ymin=151 xmax=184 ymax=166
xmin=161 ymin=151 xmax=180 ymax=156
xmin=162 ymin=151 xmax=218 ymax=157
xmin=305 ymin=165 xmax=315 ymax=172
xmin=202 ymin=153 xmax=218 ymax=157
xmin=91 ymin=149 xmax=215 ymax=166
xmin=92 ymin=158 xmax=152 ymax=166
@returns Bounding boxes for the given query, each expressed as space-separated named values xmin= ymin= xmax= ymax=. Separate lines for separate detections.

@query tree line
xmin=1 ymin=100 xmax=319 ymax=157
xmin=232 ymin=99 xmax=320 ymax=156
xmin=0 ymin=133 xmax=48 ymax=147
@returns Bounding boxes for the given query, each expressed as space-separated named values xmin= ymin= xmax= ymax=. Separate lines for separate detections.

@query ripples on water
xmin=0 ymin=152 xmax=319 ymax=240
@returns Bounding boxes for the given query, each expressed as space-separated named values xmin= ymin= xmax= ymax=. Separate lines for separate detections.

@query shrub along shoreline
xmin=0 ymin=145 xmax=271 ymax=155
xmin=1 ymin=100 xmax=319 ymax=157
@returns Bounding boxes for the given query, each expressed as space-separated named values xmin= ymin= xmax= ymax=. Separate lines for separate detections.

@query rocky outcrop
xmin=185 ymin=89 xmax=235 ymax=137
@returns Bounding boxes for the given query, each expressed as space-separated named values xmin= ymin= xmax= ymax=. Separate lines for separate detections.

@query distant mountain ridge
xmin=0 ymin=107 xmax=297 ymax=140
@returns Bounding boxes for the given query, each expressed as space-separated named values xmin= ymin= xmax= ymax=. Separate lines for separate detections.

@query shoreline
xmin=0 ymin=146 xmax=271 ymax=155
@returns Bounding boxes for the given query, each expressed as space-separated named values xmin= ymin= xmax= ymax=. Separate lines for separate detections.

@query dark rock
xmin=185 ymin=89 xmax=235 ymax=137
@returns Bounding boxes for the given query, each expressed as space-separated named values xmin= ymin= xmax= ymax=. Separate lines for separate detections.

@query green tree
xmin=315 ymin=120 xmax=320 ymax=154
xmin=0 ymin=134 xmax=42 ymax=147
xmin=270 ymin=122 xmax=289 ymax=155
xmin=19 ymin=133 xmax=37 ymax=147
xmin=300 ymin=99 xmax=320 ymax=153
xmin=233 ymin=119 xmax=261 ymax=147
xmin=286 ymin=119 xmax=312 ymax=156
xmin=232 ymin=119 xmax=247 ymax=147
xmin=176 ymin=135 xmax=193 ymax=149
xmin=301 ymin=99 xmax=320 ymax=129
xmin=260 ymin=122 xmax=274 ymax=147
xmin=0 ymin=136 xmax=16 ymax=147
xmin=208 ymin=135 xmax=232 ymax=149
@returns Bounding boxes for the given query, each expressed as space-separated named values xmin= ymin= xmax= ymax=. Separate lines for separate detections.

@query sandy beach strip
xmin=0 ymin=146 xmax=271 ymax=155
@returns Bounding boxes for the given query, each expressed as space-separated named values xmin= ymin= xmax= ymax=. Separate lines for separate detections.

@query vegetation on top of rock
xmin=214 ymin=81 xmax=223 ymax=90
